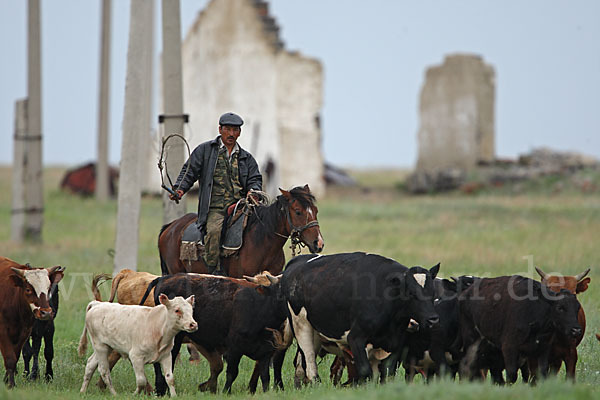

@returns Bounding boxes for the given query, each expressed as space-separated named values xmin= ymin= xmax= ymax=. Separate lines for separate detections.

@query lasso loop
xmin=158 ymin=133 xmax=192 ymax=203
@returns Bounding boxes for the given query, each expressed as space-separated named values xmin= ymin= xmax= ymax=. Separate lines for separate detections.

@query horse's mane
xmin=247 ymin=186 xmax=316 ymax=243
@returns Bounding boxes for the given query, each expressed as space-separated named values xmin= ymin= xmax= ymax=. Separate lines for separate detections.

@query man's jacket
xmin=174 ymin=136 xmax=262 ymax=229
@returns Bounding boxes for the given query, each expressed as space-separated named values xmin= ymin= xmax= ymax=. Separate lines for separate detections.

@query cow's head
xmin=535 ymin=267 xmax=591 ymax=294
xmin=243 ymin=271 xmax=281 ymax=287
xmin=402 ymin=263 xmax=440 ymax=330
xmin=10 ymin=266 xmax=65 ymax=321
xmin=451 ymin=275 xmax=481 ymax=294
xmin=546 ymin=289 xmax=582 ymax=341
xmin=159 ymin=293 xmax=198 ymax=333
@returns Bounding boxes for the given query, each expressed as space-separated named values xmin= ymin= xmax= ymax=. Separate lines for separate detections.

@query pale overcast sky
xmin=1 ymin=0 xmax=599 ymax=168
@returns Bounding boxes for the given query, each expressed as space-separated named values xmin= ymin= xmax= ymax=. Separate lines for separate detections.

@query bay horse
xmin=158 ymin=185 xmax=324 ymax=278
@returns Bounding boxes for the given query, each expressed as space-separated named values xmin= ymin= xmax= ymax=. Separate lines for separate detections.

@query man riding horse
xmin=169 ymin=112 xmax=262 ymax=275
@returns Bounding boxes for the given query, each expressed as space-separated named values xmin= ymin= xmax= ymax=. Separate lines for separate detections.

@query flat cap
xmin=218 ymin=112 xmax=244 ymax=126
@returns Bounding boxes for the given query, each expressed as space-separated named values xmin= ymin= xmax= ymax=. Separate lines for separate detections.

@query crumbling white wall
xmin=277 ymin=51 xmax=324 ymax=196
xmin=178 ymin=0 xmax=325 ymax=198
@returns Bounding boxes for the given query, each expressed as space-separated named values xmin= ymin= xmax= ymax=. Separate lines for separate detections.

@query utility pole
xmin=11 ymin=99 xmax=27 ymax=242
xmin=96 ymin=0 xmax=111 ymax=201
xmin=160 ymin=0 xmax=187 ymax=224
xmin=12 ymin=0 xmax=44 ymax=243
xmin=114 ymin=0 xmax=154 ymax=274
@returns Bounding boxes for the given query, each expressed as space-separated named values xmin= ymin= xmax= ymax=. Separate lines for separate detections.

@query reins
xmin=250 ymin=194 xmax=319 ymax=256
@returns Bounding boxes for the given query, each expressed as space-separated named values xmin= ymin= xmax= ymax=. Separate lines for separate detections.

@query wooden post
xmin=11 ymin=99 xmax=27 ymax=242
xmin=96 ymin=0 xmax=111 ymax=201
xmin=160 ymin=0 xmax=187 ymax=224
xmin=114 ymin=0 xmax=154 ymax=274
xmin=24 ymin=0 xmax=43 ymax=242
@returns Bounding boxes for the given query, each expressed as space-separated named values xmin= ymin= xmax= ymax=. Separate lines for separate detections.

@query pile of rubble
xmin=407 ymin=148 xmax=599 ymax=194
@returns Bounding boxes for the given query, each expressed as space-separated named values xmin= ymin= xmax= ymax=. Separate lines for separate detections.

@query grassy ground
xmin=0 ymin=166 xmax=599 ymax=399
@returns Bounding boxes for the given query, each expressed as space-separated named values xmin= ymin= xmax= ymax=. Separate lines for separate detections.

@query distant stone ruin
xmin=409 ymin=54 xmax=495 ymax=193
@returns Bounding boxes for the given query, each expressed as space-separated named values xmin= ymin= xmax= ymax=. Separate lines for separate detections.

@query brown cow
xmin=0 ymin=257 xmax=65 ymax=388
xmin=535 ymin=266 xmax=590 ymax=381
xmin=104 ymin=269 xmax=158 ymax=307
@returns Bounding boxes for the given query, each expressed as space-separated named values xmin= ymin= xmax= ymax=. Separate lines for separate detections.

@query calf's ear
xmin=186 ymin=295 xmax=195 ymax=306
xmin=10 ymin=268 xmax=26 ymax=288
xmin=576 ymin=277 xmax=591 ymax=294
xmin=10 ymin=276 xmax=25 ymax=288
xmin=429 ymin=263 xmax=440 ymax=279
xmin=48 ymin=266 xmax=65 ymax=285
xmin=159 ymin=293 xmax=170 ymax=306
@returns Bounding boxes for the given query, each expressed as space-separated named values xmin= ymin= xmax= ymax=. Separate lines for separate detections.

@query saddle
xmin=179 ymin=199 xmax=251 ymax=262
xmin=222 ymin=199 xmax=250 ymax=257
xmin=180 ymin=222 xmax=205 ymax=262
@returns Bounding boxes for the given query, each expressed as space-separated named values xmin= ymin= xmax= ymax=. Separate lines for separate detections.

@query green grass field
xmin=0 ymin=167 xmax=599 ymax=399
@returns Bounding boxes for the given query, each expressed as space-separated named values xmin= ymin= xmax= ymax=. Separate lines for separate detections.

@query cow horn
xmin=243 ymin=275 xmax=259 ymax=284
xmin=535 ymin=267 xmax=548 ymax=280
xmin=266 ymin=274 xmax=281 ymax=285
xmin=575 ymin=268 xmax=591 ymax=282
xmin=10 ymin=267 xmax=26 ymax=277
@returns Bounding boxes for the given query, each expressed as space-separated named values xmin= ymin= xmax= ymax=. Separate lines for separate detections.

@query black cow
xmin=457 ymin=275 xmax=582 ymax=384
xmin=139 ymin=273 xmax=287 ymax=395
xmin=281 ymin=252 xmax=440 ymax=383
xmin=22 ymin=281 xmax=60 ymax=381
xmin=399 ymin=275 xmax=480 ymax=381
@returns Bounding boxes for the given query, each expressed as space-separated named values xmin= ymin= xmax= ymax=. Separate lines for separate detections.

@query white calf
xmin=78 ymin=294 xmax=197 ymax=396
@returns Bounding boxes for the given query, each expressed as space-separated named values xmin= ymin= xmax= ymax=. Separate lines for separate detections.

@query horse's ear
xmin=303 ymin=184 xmax=310 ymax=192
xmin=279 ymin=188 xmax=291 ymax=200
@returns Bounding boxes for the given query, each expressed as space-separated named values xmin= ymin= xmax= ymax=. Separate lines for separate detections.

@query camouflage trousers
xmin=204 ymin=209 xmax=225 ymax=270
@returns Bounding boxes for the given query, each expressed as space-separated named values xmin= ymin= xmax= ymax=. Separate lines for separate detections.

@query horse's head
xmin=280 ymin=185 xmax=324 ymax=253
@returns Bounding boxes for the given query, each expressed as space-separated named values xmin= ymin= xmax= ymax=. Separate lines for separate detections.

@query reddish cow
xmin=0 ymin=257 xmax=65 ymax=388
xmin=535 ymin=266 xmax=590 ymax=381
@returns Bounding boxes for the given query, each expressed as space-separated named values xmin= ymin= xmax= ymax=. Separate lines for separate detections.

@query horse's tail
xmin=139 ymin=277 xmax=161 ymax=306
xmin=91 ymin=274 xmax=111 ymax=301
xmin=158 ymin=222 xmax=173 ymax=276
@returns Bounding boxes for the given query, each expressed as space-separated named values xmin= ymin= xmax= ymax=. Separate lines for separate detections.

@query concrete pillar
xmin=25 ymin=0 xmax=43 ymax=242
xmin=160 ymin=0 xmax=187 ymax=224
xmin=96 ymin=0 xmax=111 ymax=201
xmin=114 ymin=0 xmax=154 ymax=274
xmin=11 ymin=100 xmax=27 ymax=242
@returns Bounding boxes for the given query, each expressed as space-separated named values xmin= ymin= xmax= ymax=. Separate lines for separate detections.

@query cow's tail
xmin=267 ymin=320 xmax=294 ymax=351
xmin=281 ymin=319 xmax=294 ymax=348
xmin=91 ymin=274 xmax=111 ymax=301
xmin=158 ymin=222 xmax=173 ymax=276
xmin=107 ymin=273 xmax=123 ymax=303
xmin=78 ymin=302 xmax=96 ymax=356
xmin=139 ymin=277 xmax=161 ymax=305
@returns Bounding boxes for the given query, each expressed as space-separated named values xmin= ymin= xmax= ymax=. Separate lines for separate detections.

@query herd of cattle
xmin=0 ymin=253 xmax=597 ymax=395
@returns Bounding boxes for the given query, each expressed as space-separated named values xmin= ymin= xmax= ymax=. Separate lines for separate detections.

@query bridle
xmin=274 ymin=199 xmax=320 ymax=256
xmin=249 ymin=193 xmax=319 ymax=256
